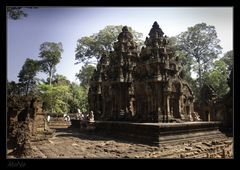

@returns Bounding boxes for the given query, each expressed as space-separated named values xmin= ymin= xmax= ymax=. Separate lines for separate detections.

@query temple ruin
xmin=89 ymin=21 xmax=200 ymax=123
xmin=7 ymin=95 xmax=53 ymax=157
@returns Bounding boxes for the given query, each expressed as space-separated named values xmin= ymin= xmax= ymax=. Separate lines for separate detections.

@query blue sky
xmin=7 ymin=7 xmax=233 ymax=83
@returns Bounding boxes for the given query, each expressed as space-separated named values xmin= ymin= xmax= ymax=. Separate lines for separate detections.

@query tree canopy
xmin=75 ymin=65 xmax=95 ymax=89
xmin=6 ymin=7 xmax=37 ymax=20
xmin=7 ymin=7 xmax=28 ymax=20
xmin=38 ymin=83 xmax=70 ymax=114
xmin=18 ymin=58 xmax=40 ymax=95
xmin=177 ymin=23 xmax=222 ymax=89
xmin=220 ymin=50 xmax=233 ymax=73
xmin=38 ymin=42 xmax=63 ymax=85
xmin=202 ymin=60 xmax=230 ymax=98
xmin=75 ymin=25 xmax=143 ymax=65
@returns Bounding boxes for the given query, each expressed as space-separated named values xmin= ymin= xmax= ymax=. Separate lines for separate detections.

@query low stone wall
xmin=95 ymin=121 xmax=225 ymax=146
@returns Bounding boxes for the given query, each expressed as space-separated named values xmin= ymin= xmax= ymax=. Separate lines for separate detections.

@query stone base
xmin=70 ymin=119 xmax=80 ymax=128
xmin=95 ymin=121 xmax=225 ymax=146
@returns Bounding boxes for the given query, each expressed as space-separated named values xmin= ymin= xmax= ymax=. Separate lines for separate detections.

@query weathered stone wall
xmin=7 ymin=95 xmax=47 ymax=157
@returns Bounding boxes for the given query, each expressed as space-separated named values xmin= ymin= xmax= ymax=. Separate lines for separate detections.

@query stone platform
xmin=95 ymin=121 xmax=225 ymax=146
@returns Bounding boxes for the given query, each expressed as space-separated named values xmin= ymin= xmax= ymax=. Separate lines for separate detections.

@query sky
xmin=7 ymin=7 xmax=233 ymax=84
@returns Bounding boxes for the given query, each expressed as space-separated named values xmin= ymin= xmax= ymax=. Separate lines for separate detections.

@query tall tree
xmin=177 ymin=23 xmax=222 ymax=90
xmin=38 ymin=42 xmax=63 ymax=86
xmin=18 ymin=58 xmax=40 ymax=95
xmin=75 ymin=25 xmax=143 ymax=65
xmin=75 ymin=65 xmax=95 ymax=89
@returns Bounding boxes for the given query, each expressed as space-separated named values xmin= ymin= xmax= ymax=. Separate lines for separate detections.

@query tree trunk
xmin=49 ymin=67 xmax=53 ymax=113
xmin=198 ymin=57 xmax=202 ymax=89
xmin=49 ymin=68 xmax=52 ymax=86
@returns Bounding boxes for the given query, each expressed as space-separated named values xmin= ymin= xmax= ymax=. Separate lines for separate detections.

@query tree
xmin=75 ymin=25 xmax=143 ymax=65
xmin=38 ymin=42 xmax=63 ymax=86
xmin=6 ymin=7 xmax=37 ymax=20
xmin=18 ymin=58 xmax=40 ymax=95
xmin=7 ymin=80 xmax=21 ymax=96
xmin=220 ymin=50 xmax=233 ymax=73
xmin=177 ymin=23 xmax=222 ymax=90
xmin=168 ymin=37 xmax=193 ymax=81
xmin=168 ymin=36 xmax=202 ymax=98
xmin=37 ymin=83 xmax=70 ymax=115
xmin=7 ymin=7 xmax=28 ymax=20
xmin=52 ymin=74 xmax=70 ymax=86
xmin=75 ymin=65 xmax=95 ymax=88
xmin=68 ymin=82 xmax=88 ymax=113
xmin=202 ymin=60 xmax=229 ymax=98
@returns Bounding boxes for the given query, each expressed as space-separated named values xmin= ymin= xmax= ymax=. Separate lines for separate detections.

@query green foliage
xmin=6 ymin=7 xmax=28 ymax=20
xmin=38 ymin=42 xmax=63 ymax=85
xmin=75 ymin=65 xmax=95 ymax=88
xmin=6 ymin=7 xmax=37 ymax=20
xmin=177 ymin=23 xmax=222 ymax=89
xmin=202 ymin=60 xmax=229 ymax=98
xmin=168 ymin=36 xmax=199 ymax=99
xmin=7 ymin=81 xmax=21 ymax=96
xmin=38 ymin=83 xmax=70 ymax=115
xmin=68 ymin=83 xmax=88 ymax=113
xmin=168 ymin=36 xmax=193 ymax=80
xmin=75 ymin=25 xmax=143 ymax=65
xmin=37 ymin=79 xmax=88 ymax=115
xmin=220 ymin=50 xmax=233 ymax=72
xmin=18 ymin=58 xmax=40 ymax=95
xmin=52 ymin=74 xmax=70 ymax=86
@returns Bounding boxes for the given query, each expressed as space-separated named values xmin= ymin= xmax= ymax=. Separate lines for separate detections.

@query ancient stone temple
xmin=89 ymin=22 xmax=199 ymax=123
xmin=88 ymin=22 xmax=227 ymax=146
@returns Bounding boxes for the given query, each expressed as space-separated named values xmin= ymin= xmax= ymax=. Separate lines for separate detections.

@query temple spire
xmin=148 ymin=21 xmax=164 ymax=39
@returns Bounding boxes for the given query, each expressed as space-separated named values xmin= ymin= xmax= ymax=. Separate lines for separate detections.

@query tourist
xmin=47 ymin=115 xmax=51 ymax=122
xmin=89 ymin=111 xmax=95 ymax=123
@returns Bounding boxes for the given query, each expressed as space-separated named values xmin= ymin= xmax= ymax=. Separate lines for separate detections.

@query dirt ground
xmin=7 ymin=120 xmax=233 ymax=159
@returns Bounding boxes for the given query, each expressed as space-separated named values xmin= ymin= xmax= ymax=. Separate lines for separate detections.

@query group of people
xmin=46 ymin=110 xmax=94 ymax=128
xmin=63 ymin=113 xmax=71 ymax=122
xmin=76 ymin=109 xmax=94 ymax=123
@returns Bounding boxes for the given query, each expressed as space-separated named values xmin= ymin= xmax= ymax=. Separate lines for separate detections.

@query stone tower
xmin=133 ymin=21 xmax=196 ymax=122
xmin=89 ymin=22 xmax=199 ymax=123
xmin=89 ymin=26 xmax=139 ymax=121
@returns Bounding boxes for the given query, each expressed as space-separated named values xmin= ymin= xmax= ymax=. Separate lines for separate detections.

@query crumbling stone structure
xmin=221 ymin=69 xmax=233 ymax=130
xmin=89 ymin=22 xmax=200 ymax=123
xmin=7 ymin=95 xmax=48 ymax=157
xmin=199 ymin=84 xmax=219 ymax=121
xmin=196 ymin=69 xmax=233 ymax=128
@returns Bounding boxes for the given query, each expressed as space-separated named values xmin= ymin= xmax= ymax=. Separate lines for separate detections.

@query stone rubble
xmin=7 ymin=124 xmax=232 ymax=159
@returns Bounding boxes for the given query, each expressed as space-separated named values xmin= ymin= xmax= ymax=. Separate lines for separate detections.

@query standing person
xmin=77 ymin=109 xmax=82 ymax=120
xmin=89 ymin=111 xmax=95 ymax=123
xmin=47 ymin=115 xmax=51 ymax=122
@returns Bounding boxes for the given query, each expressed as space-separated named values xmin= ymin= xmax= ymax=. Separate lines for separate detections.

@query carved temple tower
xmin=89 ymin=22 xmax=199 ymax=123
xmin=133 ymin=21 xmax=196 ymax=122
xmin=89 ymin=26 xmax=138 ymax=121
